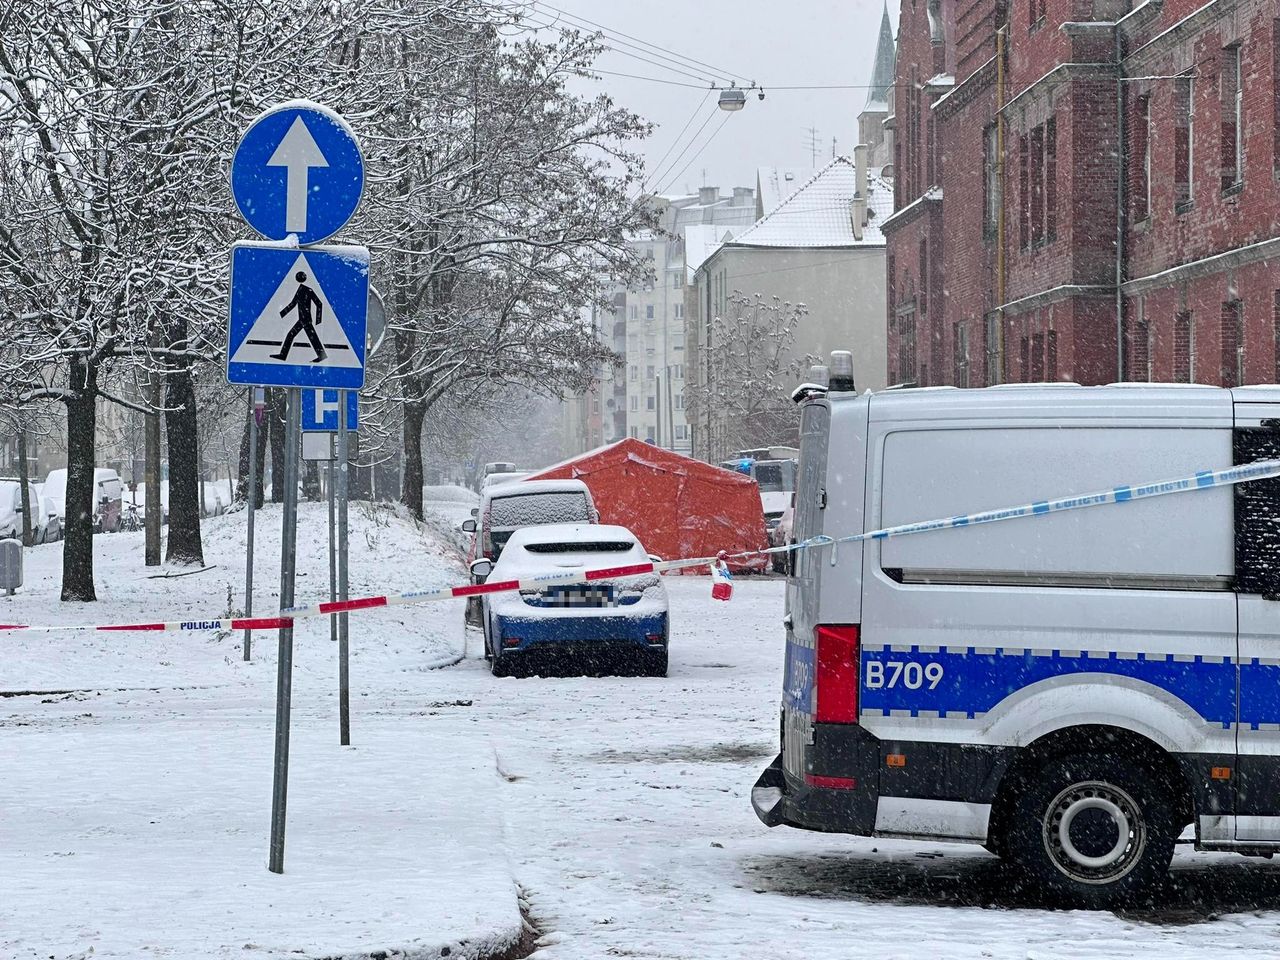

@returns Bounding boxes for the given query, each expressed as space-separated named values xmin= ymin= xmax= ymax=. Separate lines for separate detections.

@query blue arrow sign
xmin=231 ymin=102 xmax=364 ymax=244
xmin=227 ymin=243 xmax=368 ymax=389
xmin=301 ymin=388 xmax=359 ymax=432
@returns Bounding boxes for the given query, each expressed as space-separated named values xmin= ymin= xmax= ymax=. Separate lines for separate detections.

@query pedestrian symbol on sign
xmin=272 ymin=271 xmax=327 ymax=363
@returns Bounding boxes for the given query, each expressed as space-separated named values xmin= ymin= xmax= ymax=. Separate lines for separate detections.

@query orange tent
xmin=525 ymin=438 xmax=769 ymax=573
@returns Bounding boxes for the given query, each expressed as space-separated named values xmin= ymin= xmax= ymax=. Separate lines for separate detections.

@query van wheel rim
xmin=1042 ymin=780 xmax=1145 ymax=884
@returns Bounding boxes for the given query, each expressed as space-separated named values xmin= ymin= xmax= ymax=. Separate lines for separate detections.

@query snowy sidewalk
xmin=3 ymin=706 xmax=522 ymax=958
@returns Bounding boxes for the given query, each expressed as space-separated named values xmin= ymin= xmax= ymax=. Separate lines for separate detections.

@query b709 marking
xmin=865 ymin=660 xmax=944 ymax=690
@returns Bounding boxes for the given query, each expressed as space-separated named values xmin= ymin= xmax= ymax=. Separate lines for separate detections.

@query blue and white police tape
xmin=749 ymin=456 xmax=1280 ymax=564
xmin=5 ymin=457 xmax=1280 ymax=633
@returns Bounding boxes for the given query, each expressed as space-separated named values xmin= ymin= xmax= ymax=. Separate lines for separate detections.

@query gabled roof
xmin=864 ymin=2 xmax=897 ymax=110
xmin=684 ymin=224 xmax=737 ymax=281
xmin=755 ymin=166 xmax=815 ymax=219
xmin=728 ymin=156 xmax=893 ymax=249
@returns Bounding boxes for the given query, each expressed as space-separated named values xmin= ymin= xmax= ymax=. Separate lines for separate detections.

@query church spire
xmin=865 ymin=2 xmax=896 ymax=109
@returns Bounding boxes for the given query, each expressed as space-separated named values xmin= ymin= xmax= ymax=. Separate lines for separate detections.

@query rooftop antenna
xmin=803 ymin=126 xmax=821 ymax=166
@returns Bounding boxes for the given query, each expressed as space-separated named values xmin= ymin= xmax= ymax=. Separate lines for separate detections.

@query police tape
xmin=4 ymin=457 xmax=1279 ymax=633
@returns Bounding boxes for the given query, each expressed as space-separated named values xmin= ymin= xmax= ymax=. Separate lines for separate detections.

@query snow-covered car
xmin=480 ymin=470 xmax=531 ymax=490
xmin=460 ymin=478 xmax=598 ymax=627
xmin=0 ymin=479 xmax=40 ymax=540
xmin=42 ymin=468 xmax=67 ymax=523
xmin=472 ymin=523 xmax=669 ymax=678
xmin=39 ymin=494 xmax=62 ymax=542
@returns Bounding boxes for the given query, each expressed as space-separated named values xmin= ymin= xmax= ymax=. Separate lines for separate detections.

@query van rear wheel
xmin=1008 ymin=754 xmax=1174 ymax=908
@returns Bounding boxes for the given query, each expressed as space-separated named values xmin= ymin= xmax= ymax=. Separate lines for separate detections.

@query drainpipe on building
xmin=995 ymin=25 xmax=1008 ymax=385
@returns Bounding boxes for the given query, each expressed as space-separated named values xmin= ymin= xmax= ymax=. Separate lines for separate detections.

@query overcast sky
xmin=534 ymin=0 xmax=897 ymax=194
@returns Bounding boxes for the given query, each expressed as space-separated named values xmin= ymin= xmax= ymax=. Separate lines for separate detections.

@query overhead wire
xmin=657 ymin=111 xmax=734 ymax=197
xmin=640 ymin=90 xmax=714 ymax=194
xmin=530 ymin=0 xmax=743 ymax=84
xmin=523 ymin=8 xmax=718 ymax=85
xmin=646 ymin=104 xmax=719 ymax=197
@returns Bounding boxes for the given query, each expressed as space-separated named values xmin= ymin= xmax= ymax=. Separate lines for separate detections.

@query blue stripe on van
xmin=1196 ymin=471 xmax=1215 ymax=487
xmin=1113 ymin=485 xmax=1132 ymax=502
xmin=1031 ymin=501 xmax=1050 ymax=514
xmin=861 ymin=647 xmax=1240 ymax=728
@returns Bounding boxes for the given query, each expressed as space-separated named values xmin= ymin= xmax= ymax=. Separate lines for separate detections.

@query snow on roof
xmin=684 ymin=224 xmax=736 ymax=280
xmin=731 ymin=156 xmax=893 ymax=249
xmin=755 ymin=166 xmax=815 ymax=218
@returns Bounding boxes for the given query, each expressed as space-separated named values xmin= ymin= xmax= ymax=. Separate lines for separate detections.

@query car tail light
xmin=502 ymin=637 xmax=522 ymax=648
xmin=814 ymin=624 xmax=859 ymax=724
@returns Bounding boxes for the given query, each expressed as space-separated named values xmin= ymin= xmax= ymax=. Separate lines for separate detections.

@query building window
xmin=629 ymin=426 xmax=638 ymax=438
xmin=1046 ymin=329 xmax=1058 ymax=381
xmin=953 ymin=321 xmax=970 ymax=387
xmin=985 ymin=311 xmax=1003 ymax=385
xmin=645 ymin=305 xmax=654 ymax=320
xmin=1129 ymin=317 xmax=1151 ymax=381
xmin=1273 ymin=291 xmax=1280 ymax=382
xmin=1222 ymin=300 xmax=1245 ymax=386
xmin=1274 ymin=21 xmax=1280 ymax=176
xmin=646 ymin=396 xmax=655 ymax=411
xmin=1030 ymin=0 xmax=1046 ymax=29
xmin=674 ymin=393 xmax=685 ymax=411
xmin=1019 ymin=336 xmax=1030 ymax=382
xmin=673 ymin=332 xmax=685 ymax=350
xmin=675 ymin=425 xmax=688 ymax=441
xmin=1031 ymin=332 xmax=1046 ymax=381
xmin=898 ymin=308 xmax=917 ymax=384
xmin=1019 ymin=134 xmax=1030 ymax=248
xmin=630 ymin=395 xmax=638 ymax=412
xmin=645 ymin=364 xmax=654 ymax=379
xmin=983 ymin=124 xmax=999 ymax=237
xmin=674 ymin=273 xmax=683 ymax=289
xmin=1175 ymin=74 xmax=1194 ymax=209
xmin=1030 ymin=125 xmax=1045 ymax=243
xmin=1045 ymin=118 xmax=1057 ymax=242
xmin=629 ymin=365 xmax=638 ymax=381
xmin=1222 ymin=45 xmax=1243 ymax=192
xmin=1174 ymin=311 xmax=1194 ymax=381
xmin=673 ymin=363 xmax=684 ymax=379
xmin=591 ymin=398 xmax=600 ymax=414
xmin=918 ymin=240 xmax=929 ymax=322
xmin=645 ymin=426 xmax=655 ymax=441
xmin=674 ymin=304 xmax=684 ymax=320
xmin=1132 ymin=95 xmax=1151 ymax=222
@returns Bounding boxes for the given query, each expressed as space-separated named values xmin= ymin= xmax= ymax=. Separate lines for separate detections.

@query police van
xmin=752 ymin=354 xmax=1280 ymax=906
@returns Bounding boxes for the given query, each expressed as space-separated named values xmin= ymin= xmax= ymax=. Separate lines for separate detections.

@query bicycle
xmin=120 ymin=501 xmax=142 ymax=533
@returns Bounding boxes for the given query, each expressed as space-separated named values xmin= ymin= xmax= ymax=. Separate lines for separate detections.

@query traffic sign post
xmin=244 ymin=386 xmax=265 ymax=662
xmin=227 ymin=101 xmax=368 ymax=875
xmin=337 ymin=390 xmax=351 ymax=747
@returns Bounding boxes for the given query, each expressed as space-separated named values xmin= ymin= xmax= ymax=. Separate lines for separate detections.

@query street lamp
xmin=717 ymin=87 xmax=747 ymax=111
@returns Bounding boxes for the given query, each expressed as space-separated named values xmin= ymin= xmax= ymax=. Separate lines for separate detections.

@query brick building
xmin=884 ymin=0 xmax=1280 ymax=388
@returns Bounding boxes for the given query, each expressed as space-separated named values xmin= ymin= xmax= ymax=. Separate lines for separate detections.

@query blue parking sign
xmin=301 ymin=388 xmax=359 ymax=432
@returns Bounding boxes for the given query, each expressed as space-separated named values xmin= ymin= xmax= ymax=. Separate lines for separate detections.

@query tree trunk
xmin=16 ymin=423 xmax=32 ymax=547
xmin=235 ymin=406 xmax=252 ymax=504
xmin=61 ymin=363 xmax=97 ymax=601
xmin=303 ymin=460 xmax=321 ymax=501
xmin=400 ymin=401 xmax=426 ymax=520
xmin=268 ymin=387 xmax=287 ymax=502
xmin=164 ymin=358 xmax=205 ymax=566
xmin=144 ymin=373 xmax=163 ymax=565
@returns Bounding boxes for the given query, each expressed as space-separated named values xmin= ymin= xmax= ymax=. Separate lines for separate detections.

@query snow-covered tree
xmin=688 ymin=291 xmax=815 ymax=461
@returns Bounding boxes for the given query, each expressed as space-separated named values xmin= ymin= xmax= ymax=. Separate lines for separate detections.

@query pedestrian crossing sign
xmin=227 ymin=243 xmax=368 ymax=388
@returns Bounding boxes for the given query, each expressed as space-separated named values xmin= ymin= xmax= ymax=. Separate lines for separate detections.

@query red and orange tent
xmin=525 ymin=439 xmax=769 ymax=573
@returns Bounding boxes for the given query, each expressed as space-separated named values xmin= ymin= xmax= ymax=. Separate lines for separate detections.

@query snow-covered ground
xmin=6 ymin=494 xmax=1280 ymax=958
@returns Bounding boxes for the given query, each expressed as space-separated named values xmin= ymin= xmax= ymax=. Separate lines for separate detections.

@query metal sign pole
xmin=328 ymin=454 xmax=336 ymax=649
xmin=337 ymin=390 xmax=351 ymax=746
xmin=244 ymin=387 xmax=261 ymax=661
xmin=268 ymin=389 xmax=301 ymax=874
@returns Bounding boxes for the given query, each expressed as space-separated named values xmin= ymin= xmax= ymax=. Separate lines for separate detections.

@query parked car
xmin=0 ymin=479 xmax=40 ymax=540
xmin=471 ymin=523 xmax=669 ymax=678
xmin=42 ymin=468 xmax=67 ymax=523
xmin=39 ymin=494 xmax=62 ymax=543
xmin=42 ymin=467 xmax=123 ymax=532
xmin=461 ymin=479 xmax=599 ymax=627
xmin=93 ymin=469 xmax=124 ymax=532
xmin=480 ymin=470 xmax=531 ymax=490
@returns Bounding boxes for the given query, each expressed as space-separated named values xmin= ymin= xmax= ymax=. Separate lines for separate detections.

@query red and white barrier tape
xmin=0 ymin=553 xmax=729 ymax=634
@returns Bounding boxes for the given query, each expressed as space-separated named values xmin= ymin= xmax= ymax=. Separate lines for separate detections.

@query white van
xmin=42 ymin=467 xmax=123 ymax=532
xmin=0 ymin=480 xmax=40 ymax=540
xmin=752 ymin=369 xmax=1280 ymax=907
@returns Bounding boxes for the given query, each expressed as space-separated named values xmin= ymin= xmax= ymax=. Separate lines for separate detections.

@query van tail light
xmin=814 ymin=624 xmax=860 ymax=724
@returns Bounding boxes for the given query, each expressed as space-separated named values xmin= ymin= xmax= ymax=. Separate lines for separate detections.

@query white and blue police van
xmin=752 ymin=355 xmax=1280 ymax=906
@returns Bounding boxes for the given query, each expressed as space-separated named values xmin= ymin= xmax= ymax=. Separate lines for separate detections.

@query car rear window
xmin=524 ymin=540 xmax=634 ymax=554
xmin=489 ymin=492 xmax=590 ymax=527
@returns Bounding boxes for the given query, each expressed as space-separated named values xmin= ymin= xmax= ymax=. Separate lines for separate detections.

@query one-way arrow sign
xmin=268 ymin=116 xmax=330 ymax=234
xmin=231 ymin=101 xmax=364 ymax=244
